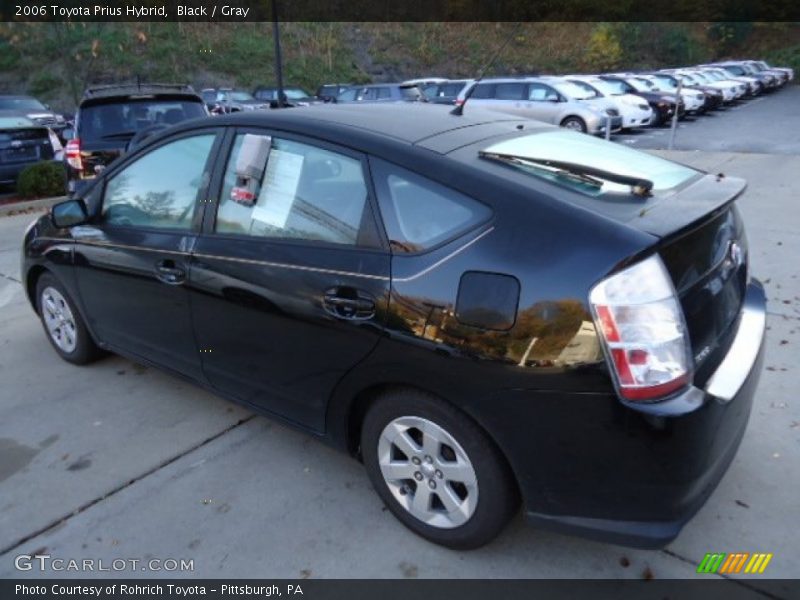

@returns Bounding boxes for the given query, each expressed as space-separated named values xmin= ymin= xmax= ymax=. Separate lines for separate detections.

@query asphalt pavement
xmin=618 ymin=85 xmax=800 ymax=155
xmin=0 ymin=87 xmax=798 ymax=592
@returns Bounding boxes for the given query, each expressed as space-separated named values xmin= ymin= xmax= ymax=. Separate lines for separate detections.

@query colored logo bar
xmin=697 ymin=553 xmax=773 ymax=574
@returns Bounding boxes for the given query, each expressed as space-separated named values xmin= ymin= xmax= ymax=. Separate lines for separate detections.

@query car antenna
xmin=451 ymin=22 xmax=522 ymax=116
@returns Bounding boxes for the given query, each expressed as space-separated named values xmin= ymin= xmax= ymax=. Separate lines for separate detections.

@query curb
xmin=0 ymin=196 xmax=66 ymax=217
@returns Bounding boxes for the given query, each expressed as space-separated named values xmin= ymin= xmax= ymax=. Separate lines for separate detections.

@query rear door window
xmin=370 ymin=158 xmax=492 ymax=253
xmin=214 ymin=133 xmax=374 ymax=246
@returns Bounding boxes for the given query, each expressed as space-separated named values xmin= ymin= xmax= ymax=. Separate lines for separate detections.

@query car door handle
xmin=154 ymin=259 xmax=186 ymax=285
xmin=323 ymin=288 xmax=376 ymax=320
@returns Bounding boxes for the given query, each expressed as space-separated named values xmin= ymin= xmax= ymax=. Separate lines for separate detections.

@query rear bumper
xmin=499 ymin=280 xmax=766 ymax=548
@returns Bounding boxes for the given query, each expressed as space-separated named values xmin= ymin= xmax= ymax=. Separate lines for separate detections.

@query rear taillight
xmin=589 ymin=254 xmax=692 ymax=402
xmin=65 ymin=138 xmax=82 ymax=170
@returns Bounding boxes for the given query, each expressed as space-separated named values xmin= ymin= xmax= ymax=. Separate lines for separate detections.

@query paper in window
xmin=251 ymin=149 xmax=305 ymax=228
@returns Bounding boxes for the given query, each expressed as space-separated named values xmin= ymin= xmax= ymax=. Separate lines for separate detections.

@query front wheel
xmin=36 ymin=272 xmax=103 ymax=365
xmin=560 ymin=116 xmax=587 ymax=133
xmin=361 ymin=390 xmax=518 ymax=549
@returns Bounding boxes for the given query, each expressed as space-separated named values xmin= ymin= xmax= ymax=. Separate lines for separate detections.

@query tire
xmin=361 ymin=389 xmax=518 ymax=549
xmin=560 ymin=116 xmax=587 ymax=133
xmin=36 ymin=272 xmax=103 ymax=365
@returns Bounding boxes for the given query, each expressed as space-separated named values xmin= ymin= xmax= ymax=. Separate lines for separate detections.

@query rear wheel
xmin=361 ymin=389 xmax=518 ymax=549
xmin=560 ymin=116 xmax=587 ymax=133
xmin=36 ymin=272 xmax=103 ymax=365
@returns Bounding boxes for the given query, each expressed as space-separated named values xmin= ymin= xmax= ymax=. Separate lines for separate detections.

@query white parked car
xmin=753 ymin=60 xmax=793 ymax=81
xmin=634 ymin=75 xmax=705 ymax=113
xmin=698 ymin=67 xmax=761 ymax=95
xmin=667 ymin=70 xmax=739 ymax=102
xmin=565 ymin=75 xmax=653 ymax=129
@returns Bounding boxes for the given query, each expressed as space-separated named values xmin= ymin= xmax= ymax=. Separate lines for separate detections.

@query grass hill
xmin=1 ymin=22 xmax=798 ymax=112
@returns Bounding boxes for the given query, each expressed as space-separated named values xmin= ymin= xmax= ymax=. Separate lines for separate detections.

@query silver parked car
xmin=456 ymin=77 xmax=618 ymax=135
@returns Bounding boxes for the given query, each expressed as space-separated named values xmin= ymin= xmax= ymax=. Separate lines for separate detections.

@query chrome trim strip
xmin=78 ymin=240 xmax=190 ymax=256
xmin=193 ymin=252 xmax=389 ymax=281
xmin=37 ymin=227 xmax=494 ymax=283
xmin=705 ymin=284 xmax=767 ymax=402
xmin=393 ymin=227 xmax=495 ymax=283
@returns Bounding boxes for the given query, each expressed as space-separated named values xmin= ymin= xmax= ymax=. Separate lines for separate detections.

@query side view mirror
xmin=547 ymin=96 xmax=560 ymax=102
xmin=51 ymin=198 xmax=88 ymax=228
xmin=62 ymin=128 xmax=75 ymax=140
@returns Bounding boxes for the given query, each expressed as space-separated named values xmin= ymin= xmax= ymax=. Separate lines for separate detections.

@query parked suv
xmin=64 ymin=84 xmax=208 ymax=196
xmin=457 ymin=77 xmax=618 ymax=135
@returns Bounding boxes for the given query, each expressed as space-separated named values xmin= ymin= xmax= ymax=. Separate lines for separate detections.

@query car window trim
xmin=201 ymin=125 xmax=390 ymax=252
xmin=95 ymin=127 xmax=225 ymax=235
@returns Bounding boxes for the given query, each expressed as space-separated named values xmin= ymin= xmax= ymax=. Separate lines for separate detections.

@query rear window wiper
xmin=480 ymin=151 xmax=654 ymax=197
xmin=99 ymin=131 xmax=138 ymax=140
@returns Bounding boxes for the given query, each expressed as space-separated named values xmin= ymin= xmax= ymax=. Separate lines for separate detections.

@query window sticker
xmin=251 ymin=148 xmax=305 ymax=228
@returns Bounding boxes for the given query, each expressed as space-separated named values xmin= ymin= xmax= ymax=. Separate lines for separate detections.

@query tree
xmin=585 ymin=23 xmax=623 ymax=71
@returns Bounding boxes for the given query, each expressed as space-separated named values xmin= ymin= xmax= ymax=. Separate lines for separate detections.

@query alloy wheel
xmin=377 ymin=416 xmax=478 ymax=528
xmin=41 ymin=286 xmax=78 ymax=353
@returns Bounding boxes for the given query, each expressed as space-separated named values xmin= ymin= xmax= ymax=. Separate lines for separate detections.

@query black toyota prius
xmin=21 ymin=104 xmax=766 ymax=550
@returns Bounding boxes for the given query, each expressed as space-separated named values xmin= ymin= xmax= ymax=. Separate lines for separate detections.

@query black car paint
xmin=23 ymin=105 xmax=763 ymax=548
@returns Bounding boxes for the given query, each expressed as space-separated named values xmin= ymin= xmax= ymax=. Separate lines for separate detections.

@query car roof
xmin=0 ymin=94 xmax=36 ymax=99
xmin=165 ymin=103 xmax=546 ymax=155
xmin=470 ymin=77 xmax=539 ymax=84
xmin=359 ymin=83 xmax=414 ymax=88
xmin=82 ymin=83 xmax=196 ymax=99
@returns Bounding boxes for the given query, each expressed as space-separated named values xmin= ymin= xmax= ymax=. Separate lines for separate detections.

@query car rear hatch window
xmin=481 ymin=131 xmax=698 ymax=198
xmin=78 ymin=98 xmax=206 ymax=144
